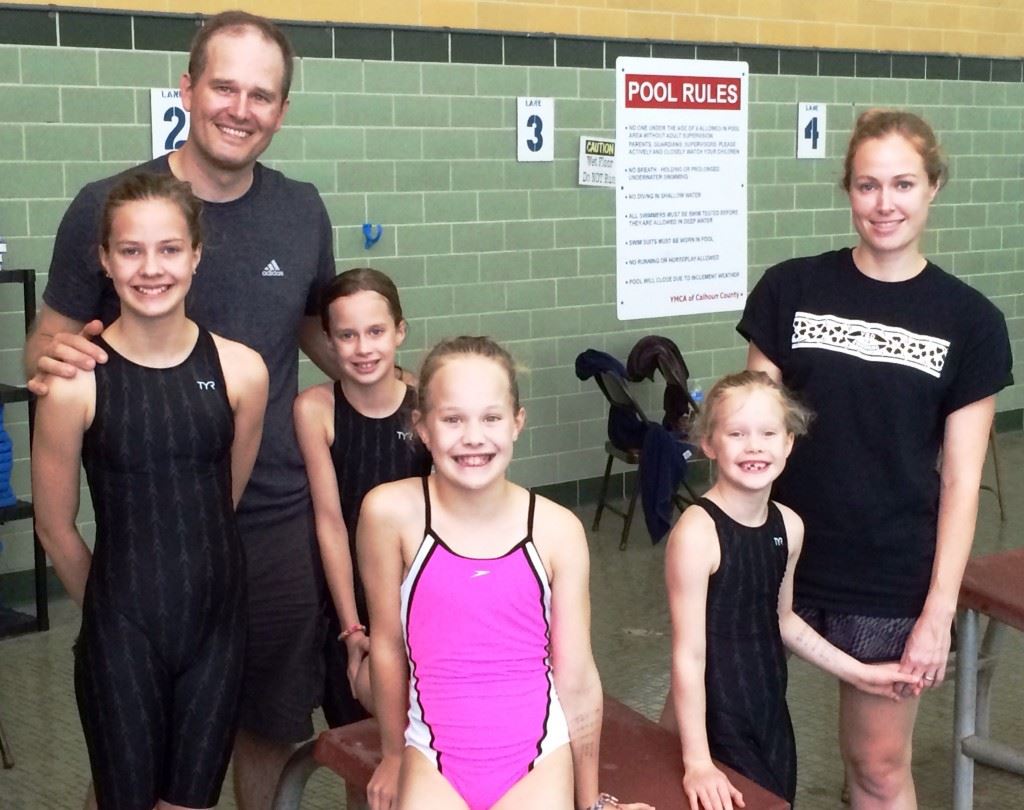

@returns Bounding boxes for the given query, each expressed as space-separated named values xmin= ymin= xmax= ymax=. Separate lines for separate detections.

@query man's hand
xmin=28 ymin=319 xmax=106 ymax=396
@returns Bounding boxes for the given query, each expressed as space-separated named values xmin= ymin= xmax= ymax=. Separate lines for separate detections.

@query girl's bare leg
xmin=397 ymin=748 xmax=469 ymax=810
xmin=492 ymin=744 xmax=573 ymax=810
xmin=658 ymin=686 xmax=678 ymax=734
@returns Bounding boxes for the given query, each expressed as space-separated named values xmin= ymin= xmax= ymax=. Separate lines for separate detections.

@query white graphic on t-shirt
xmin=792 ymin=312 xmax=949 ymax=378
xmin=261 ymin=259 xmax=284 ymax=277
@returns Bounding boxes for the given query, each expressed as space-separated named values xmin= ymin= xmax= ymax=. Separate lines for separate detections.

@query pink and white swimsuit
xmin=400 ymin=477 xmax=571 ymax=809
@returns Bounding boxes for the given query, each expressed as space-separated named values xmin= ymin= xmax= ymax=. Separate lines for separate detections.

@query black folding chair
xmin=591 ymin=371 xmax=696 ymax=549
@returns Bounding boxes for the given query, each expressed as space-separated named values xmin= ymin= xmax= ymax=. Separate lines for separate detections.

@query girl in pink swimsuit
xmin=358 ymin=337 xmax=651 ymax=810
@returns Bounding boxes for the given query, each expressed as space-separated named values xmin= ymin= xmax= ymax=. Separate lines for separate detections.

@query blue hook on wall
xmin=362 ymin=223 xmax=383 ymax=250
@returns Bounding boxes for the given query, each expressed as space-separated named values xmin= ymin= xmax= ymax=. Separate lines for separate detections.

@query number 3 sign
xmin=517 ymin=97 xmax=554 ymax=162
xmin=151 ymin=88 xmax=191 ymax=158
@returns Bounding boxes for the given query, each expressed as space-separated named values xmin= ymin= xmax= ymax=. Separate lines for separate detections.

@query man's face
xmin=180 ymin=28 xmax=289 ymax=173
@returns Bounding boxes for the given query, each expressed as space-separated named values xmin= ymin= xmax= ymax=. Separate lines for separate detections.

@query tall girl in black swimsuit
xmin=32 ymin=172 xmax=268 ymax=810
xmin=659 ymin=371 xmax=914 ymax=809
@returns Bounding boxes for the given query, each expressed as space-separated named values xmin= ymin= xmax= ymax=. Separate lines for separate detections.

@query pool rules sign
xmin=615 ymin=58 xmax=748 ymax=319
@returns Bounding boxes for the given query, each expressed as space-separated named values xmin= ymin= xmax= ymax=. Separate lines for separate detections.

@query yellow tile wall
xmin=4 ymin=0 xmax=1022 ymax=56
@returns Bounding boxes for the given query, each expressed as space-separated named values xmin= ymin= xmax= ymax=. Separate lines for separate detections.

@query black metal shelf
xmin=0 ymin=384 xmax=32 ymax=406
xmin=0 ymin=499 xmax=33 ymax=524
xmin=0 ymin=268 xmax=47 ymax=636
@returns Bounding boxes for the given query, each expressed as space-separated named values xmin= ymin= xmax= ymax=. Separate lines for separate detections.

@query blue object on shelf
xmin=0 ymin=404 xmax=17 ymax=507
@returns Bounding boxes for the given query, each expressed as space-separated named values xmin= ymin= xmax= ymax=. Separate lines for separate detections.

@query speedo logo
xmin=261 ymin=259 xmax=284 ymax=277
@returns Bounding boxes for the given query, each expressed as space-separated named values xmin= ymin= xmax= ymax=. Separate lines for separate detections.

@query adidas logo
xmin=261 ymin=259 xmax=284 ymax=277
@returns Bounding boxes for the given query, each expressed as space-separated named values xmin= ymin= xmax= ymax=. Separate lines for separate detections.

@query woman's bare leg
xmin=839 ymin=681 xmax=920 ymax=809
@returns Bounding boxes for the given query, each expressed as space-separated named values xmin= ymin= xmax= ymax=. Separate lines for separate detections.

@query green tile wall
xmin=1 ymin=43 xmax=1023 ymax=574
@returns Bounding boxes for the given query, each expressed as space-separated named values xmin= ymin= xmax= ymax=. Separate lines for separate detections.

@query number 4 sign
xmin=797 ymin=102 xmax=826 ymax=159
xmin=517 ymin=97 xmax=554 ymax=162
xmin=151 ymin=88 xmax=190 ymax=159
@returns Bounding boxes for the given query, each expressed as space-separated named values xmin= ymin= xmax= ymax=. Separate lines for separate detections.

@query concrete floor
xmin=2 ymin=433 xmax=1023 ymax=808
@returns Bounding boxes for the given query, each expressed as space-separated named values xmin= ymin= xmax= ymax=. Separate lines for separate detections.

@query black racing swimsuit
xmin=700 ymin=497 xmax=797 ymax=804
xmin=75 ymin=327 xmax=245 ymax=809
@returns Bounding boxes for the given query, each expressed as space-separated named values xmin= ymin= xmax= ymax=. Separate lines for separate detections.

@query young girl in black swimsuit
xmin=661 ymin=371 xmax=914 ymax=809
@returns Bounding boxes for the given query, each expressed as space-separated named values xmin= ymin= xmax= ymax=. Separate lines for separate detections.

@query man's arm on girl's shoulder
xmin=214 ymin=336 xmax=268 ymax=508
xmin=24 ymin=304 xmax=106 ymax=396
xmin=358 ymin=483 xmax=413 ymax=810
xmin=665 ymin=506 xmax=744 ymax=810
xmin=31 ymin=371 xmax=95 ymax=607
xmin=775 ymin=503 xmax=915 ymax=699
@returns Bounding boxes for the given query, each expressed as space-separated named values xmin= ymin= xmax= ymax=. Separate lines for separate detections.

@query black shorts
xmin=796 ymin=606 xmax=917 ymax=664
xmin=237 ymin=508 xmax=327 ymax=743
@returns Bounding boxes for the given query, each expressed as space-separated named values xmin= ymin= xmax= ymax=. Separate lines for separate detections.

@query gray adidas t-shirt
xmin=44 ymin=156 xmax=336 ymax=528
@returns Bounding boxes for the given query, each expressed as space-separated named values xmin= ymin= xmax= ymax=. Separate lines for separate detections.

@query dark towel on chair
xmin=627 ymin=336 xmax=692 ymax=433
xmin=575 ymin=349 xmax=646 ymax=452
xmin=640 ymin=425 xmax=695 ymax=543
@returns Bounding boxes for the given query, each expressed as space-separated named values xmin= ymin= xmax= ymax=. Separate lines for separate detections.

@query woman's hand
xmin=367 ymin=753 xmax=401 ymax=810
xmin=898 ymin=609 xmax=953 ymax=696
xmin=682 ymin=761 xmax=745 ymax=810
xmin=850 ymin=661 xmax=919 ymax=700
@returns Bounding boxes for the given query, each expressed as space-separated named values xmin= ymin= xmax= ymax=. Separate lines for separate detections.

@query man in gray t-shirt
xmin=25 ymin=13 xmax=338 ymax=810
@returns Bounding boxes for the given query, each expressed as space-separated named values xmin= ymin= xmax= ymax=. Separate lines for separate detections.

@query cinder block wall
xmin=1 ymin=25 xmax=1023 ymax=574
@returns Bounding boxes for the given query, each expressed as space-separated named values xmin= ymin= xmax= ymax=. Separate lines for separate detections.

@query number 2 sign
xmin=517 ymin=97 xmax=554 ymax=162
xmin=151 ymin=88 xmax=191 ymax=159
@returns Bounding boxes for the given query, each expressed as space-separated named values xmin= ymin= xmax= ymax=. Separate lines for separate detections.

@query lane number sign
xmin=797 ymin=102 xmax=826 ymax=159
xmin=151 ymin=88 xmax=191 ymax=159
xmin=517 ymin=97 xmax=554 ymax=162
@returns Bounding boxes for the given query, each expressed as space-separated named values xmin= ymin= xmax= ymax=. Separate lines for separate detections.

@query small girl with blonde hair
xmin=661 ymin=370 xmax=915 ymax=809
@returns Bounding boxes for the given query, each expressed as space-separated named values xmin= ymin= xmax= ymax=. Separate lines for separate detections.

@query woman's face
xmin=100 ymin=198 xmax=200 ymax=320
xmin=848 ymin=133 xmax=937 ymax=260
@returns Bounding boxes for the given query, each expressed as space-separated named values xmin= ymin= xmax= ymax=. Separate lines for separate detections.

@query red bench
xmin=273 ymin=695 xmax=789 ymax=809
xmin=953 ymin=548 xmax=1024 ymax=809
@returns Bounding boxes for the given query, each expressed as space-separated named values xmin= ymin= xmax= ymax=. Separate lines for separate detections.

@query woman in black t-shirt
xmin=738 ymin=110 xmax=1012 ymax=806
